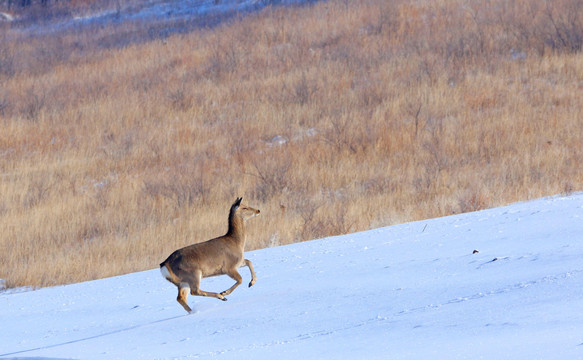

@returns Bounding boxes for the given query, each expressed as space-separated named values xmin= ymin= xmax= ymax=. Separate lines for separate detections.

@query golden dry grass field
xmin=0 ymin=0 xmax=582 ymax=288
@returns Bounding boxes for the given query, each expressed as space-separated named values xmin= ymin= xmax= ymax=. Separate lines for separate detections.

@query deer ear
xmin=233 ymin=197 xmax=242 ymax=208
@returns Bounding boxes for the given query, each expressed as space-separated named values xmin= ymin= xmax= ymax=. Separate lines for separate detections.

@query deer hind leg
xmin=177 ymin=284 xmax=192 ymax=313
xmin=244 ymin=259 xmax=257 ymax=287
xmin=189 ymin=269 xmax=227 ymax=301
xmin=220 ymin=269 xmax=242 ymax=297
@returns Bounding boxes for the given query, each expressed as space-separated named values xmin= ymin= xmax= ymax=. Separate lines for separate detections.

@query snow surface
xmin=1 ymin=194 xmax=583 ymax=359
xmin=19 ymin=0 xmax=308 ymax=36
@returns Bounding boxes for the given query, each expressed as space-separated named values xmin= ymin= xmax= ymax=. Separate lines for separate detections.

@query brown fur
xmin=160 ymin=197 xmax=259 ymax=313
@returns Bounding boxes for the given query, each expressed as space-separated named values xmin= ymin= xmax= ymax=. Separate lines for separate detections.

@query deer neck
xmin=227 ymin=213 xmax=246 ymax=245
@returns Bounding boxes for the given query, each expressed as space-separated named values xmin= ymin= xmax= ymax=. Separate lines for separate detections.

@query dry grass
xmin=0 ymin=0 xmax=582 ymax=288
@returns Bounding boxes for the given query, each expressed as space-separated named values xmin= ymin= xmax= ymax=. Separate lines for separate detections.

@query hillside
xmin=1 ymin=0 xmax=582 ymax=289
xmin=1 ymin=194 xmax=582 ymax=359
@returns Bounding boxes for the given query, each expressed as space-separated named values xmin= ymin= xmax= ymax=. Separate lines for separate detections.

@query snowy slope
xmin=1 ymin=194 xmax=583 ymax=359
xmin=19 ymin=0 xmax=308 ymax=36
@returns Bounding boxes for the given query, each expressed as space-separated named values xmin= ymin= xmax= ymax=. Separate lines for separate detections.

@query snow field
xmin=1 ymin=194 xmax=582 ymax=359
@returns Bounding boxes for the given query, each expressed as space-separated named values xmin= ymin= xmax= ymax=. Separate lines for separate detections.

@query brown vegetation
xmin=0 ymin=0 xmax=582 ymax=288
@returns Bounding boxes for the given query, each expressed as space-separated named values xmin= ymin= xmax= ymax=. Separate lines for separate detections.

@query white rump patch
xmin=160 ymin=265 xmax=171 ymax=281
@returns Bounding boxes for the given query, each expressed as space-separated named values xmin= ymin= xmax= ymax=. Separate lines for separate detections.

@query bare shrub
xmin=246 ymin=158 xmax=292 ymax=202
xmin=143 ymin=162 xmax=211 ymax=210
xmin=292 ymin=195 xmax=323 ymax=240
xmin=322 ymin=114 xmax=363 ymax=154
xmin=22 ymin=87 xmax=46 ymax=121
xmin=0 ymin=43 xmax=16 ymax=76
xmin=0 ymin=93 xmax=9 ymax=116
xmin=23 ymin=176 xmax=52 ymax=208
xmin=166 ymin=86 xmax=192 ymax=111
xmin=292 ymin=72 xmax=319 ymax=105
xmin=541 ymin=0 xmax=583 ymax=52
xmin=459 ymin=191 xmax=490 ymax=214
xmin=205 ymin=37 xmax=241 ymax=80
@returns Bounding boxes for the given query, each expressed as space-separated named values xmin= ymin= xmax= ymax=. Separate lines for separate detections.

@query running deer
xmin=160 ymin=197 xmax=260 ymax=313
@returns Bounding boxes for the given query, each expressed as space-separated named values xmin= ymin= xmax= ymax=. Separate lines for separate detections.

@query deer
xmin=160 ymin=197 xmax=260 ymax=313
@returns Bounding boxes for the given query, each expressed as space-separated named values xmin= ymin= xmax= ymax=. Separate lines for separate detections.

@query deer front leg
xmin=220 ymin=269 xmax=243 ymax=297
xmin=244 ymin=259 xmax=257 ymax=287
